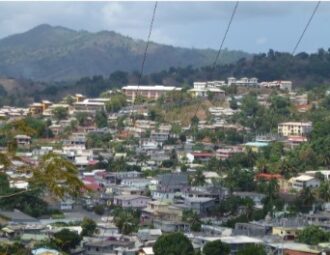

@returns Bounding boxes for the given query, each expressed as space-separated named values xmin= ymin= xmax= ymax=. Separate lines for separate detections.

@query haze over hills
xmin=0 ymin=24 xmax=250 ymax=81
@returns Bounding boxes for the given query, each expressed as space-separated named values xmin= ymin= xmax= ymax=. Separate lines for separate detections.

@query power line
xmin=292 ymin=1 xmax=321 ymax=55
xmin=99 ymin=2 xmax=158 ymax=241
xmin=138 ymin=2 xmax=158 ymax=86
xmin=191 ymin=1 xmax=239 ymax=124
xmin=213 ymin=1 xmax=239 ymax=69
xmin=131 ymin=1 xmax=158 ymax=125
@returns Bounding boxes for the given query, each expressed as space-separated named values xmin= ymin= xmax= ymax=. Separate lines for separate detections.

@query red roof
xmin=191 ymin=152 xmax=214 ymax=157
xmin=256 ymin=173 xmax=283 ymax=181
xmin=287 ymin=136 xmax=308 ymax=142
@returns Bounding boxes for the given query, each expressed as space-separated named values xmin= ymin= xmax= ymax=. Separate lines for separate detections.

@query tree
xmin=229 ymin=96 xmax=238 ymax=110
xmin=318 ymin=181 xmax=330 ymax=202
xmin=237 ymin=244 xmax=266 ymax=255
xmin=297 ymin=225 xmax=330 ymax=245
xmin=192 ymin=169 xmax=206 ymax=186
xmin=81 ymin=217 xmax=97 ymax=237
xmin=30 ymin=152 xmax=84 ymax=198
xmin=106 ymin=93 xmax=127 ymax=113
xmin=182 ymin=209 xmax=201 ymax=232
xmin=154 ymin=232 xmax=194 ymax=255
xmin=203 ymin=240 xmax=230 ymax=255
xmin=52 ymin=229 xmax=81 ymax=252
xmin=113 ymin=208 xmax=140 ymax=235
xmin=75 ymin=112 xmax=89 ymax=126
xmin=52 ymin=107 xmax=68 ymax=121
xmin=294 ymin=187 xmax=316 ymax=213
xmin=95 ymin=110 xmax=108 ymax=128
xmin=0 ymin=242 xmax=30 ymax=255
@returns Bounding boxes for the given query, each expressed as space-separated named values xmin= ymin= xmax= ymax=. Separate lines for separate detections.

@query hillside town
xmin=1 ymin=75 xmax=330 ymax=255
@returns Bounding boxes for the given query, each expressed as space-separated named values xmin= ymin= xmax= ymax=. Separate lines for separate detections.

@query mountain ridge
xmin=0 ymin=24 xmax=250 ymax=81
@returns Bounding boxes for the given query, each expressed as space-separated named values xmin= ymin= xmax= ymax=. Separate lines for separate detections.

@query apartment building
xmin=190 ymin=82 xmax=225 ymax=98
xmin=73 ymin=98 xmax=109 ymax=113
xmin=259 ymin=80 xmax=292 ymax=91
xmin=227 ymin=77 xmax=258 ymax=86
xmin=122 ymin=85 xmax=181 ymax=101
xmin=278 ymin=122 xmax=312 ymax=137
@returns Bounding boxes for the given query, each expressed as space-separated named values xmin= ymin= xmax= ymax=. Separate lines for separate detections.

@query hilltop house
xmin=122 ymin=85 xmax=181 ymax=101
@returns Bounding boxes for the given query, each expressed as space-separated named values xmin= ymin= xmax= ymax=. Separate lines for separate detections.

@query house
xmin=32 ymin=248 xmax=61 ymax=255
xmin=216 ymin=146 xmax=243 ymax=160
xmin=150 ymin=130 xmax=169 ymax=142
xmin=289 ymin=174 xmax=320 ymax=191
xmin=181 ymin=197 xmax=215 ymax=216
xmin=73 ymin=98 xmax=109 ymax=113
xmin=278 ymin=122 xmax=312 ymax=137
xmin=60 ymin=199 xmax=75 ymax=211
xmin=244 ymin=142 xmax=268 ymax=153
xmin=305 ymin=170 xmax=330 ymax=180
xmin=28 ymin=103 xmax=44 ymax=116
xmin=138 ymin=247 xmax=154 ymax=255
xmin=259 ymin=80 xmax=292 ymax=91
xmin=227 ymin=77 xmax=258 ymax=87
xmin=113 ymin=195 xmax=151 ymax=209
xmin=153 ymin=219 xmax=190 ymax=233
xmin=187 ymin=152 xmax=215 ymax=163
xmin=195 ymin=235 xmax=262 ymax=254
xmin=234 ymin=222 xmax=272 ymax=237
xmin=120 ymin=178 xmax=151 ymax=189
xmin=189 ymin=82 xmax=225 ymax=98
xmin=233 ymin=192 xmax=266 ymax=208
xmin=141 ymin=200 xmax=184 ymax=224
xmin=15 ymin=135 xmax=31 ymax=148
xmin=137 ymin=228 xmax=162 ymax=242
xmin=83 ymin=238 xmax=135 ymax=255
xmin=0 ymin=209 xmax=39 ymax=225
xmin=272 ymin=226 xmax=302 ymax=240
xmin=157 ymin=173 xmax=190 ymax=193
xmin=268 ymin=243 xmax=321 ymax=255
xmin=122 ymin=85 xmax=182 ymax=101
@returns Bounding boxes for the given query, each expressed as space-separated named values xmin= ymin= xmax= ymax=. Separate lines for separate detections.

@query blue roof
xmin=245 ymin=142 xmax=269 ymax=147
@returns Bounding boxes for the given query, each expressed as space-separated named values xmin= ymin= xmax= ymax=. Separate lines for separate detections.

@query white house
xmin=289 ymin=174 xmax=320 ymax=191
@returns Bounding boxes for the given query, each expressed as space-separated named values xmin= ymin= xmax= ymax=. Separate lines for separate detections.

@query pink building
xmin=216 ymin=146 xmax=244 ymax=160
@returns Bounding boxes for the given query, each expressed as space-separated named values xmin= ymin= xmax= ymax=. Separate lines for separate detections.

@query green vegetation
xmin=112 ymin=207 xmax=140 ymax=235
xmin=81 ymin=217 xmax=97 ymax=237
xmin=297 ymin=225 xmax=330 ymax=245
xmin=237 ymin=244 xmax=266 ymax=255
xmin=153 ymin=232 xmax=195 ymax=255
xmin=203 ymin=240 xmax=230 ymax=255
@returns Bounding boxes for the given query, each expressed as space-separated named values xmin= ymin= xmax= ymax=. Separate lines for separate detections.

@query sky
xmin=0 ymin=1 xmax=328 ymax=54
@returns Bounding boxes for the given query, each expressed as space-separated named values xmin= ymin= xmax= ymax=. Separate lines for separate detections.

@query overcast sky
xmin=0 ymin=1 xmax=328 ymax=54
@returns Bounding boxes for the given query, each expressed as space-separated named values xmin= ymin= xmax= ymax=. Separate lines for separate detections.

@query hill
xmin=0 ymin=24 xmax=249 ymax=81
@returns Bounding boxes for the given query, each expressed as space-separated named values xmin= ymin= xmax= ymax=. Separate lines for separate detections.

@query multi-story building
xmin=216 ymin=146 xmax=244 ymax=160
xmin=73 ymin=98 xmax=109 ymax=113
xmin=259 ymin=80 xmax=292 ymax=91
xmin=289 ymin=174 xmax=320 ymax=191
xmin=122 ymin=85 xmax=181 ymax=101
xmin=227 ymin=77 xmax=258 ymax=86
xmin=278 ymin=122 xmax=312 ymax=137
xmin=189 ymin=82 xmax=225 ymax=98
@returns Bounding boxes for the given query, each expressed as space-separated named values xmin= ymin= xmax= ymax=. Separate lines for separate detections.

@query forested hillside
xmin=0 ymin=24 xmax=248 ymax=81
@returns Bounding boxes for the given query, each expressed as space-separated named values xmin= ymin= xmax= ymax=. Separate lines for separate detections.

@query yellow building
xmin=278 ymin=122 xmax=312 ymax=137
xmin=272 ymin=226 xmax=302 ymax=240
xmin=142 ymin=201 xmax=183 ymax=223
xmin=28 ymin=103 xmax=44 ymax=116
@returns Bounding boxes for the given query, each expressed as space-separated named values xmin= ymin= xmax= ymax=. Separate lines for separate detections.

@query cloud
xmin=256 ymin=37 xmax=268 ymax=45
xmin=0 ymin=1 xmax=328 ymax=53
